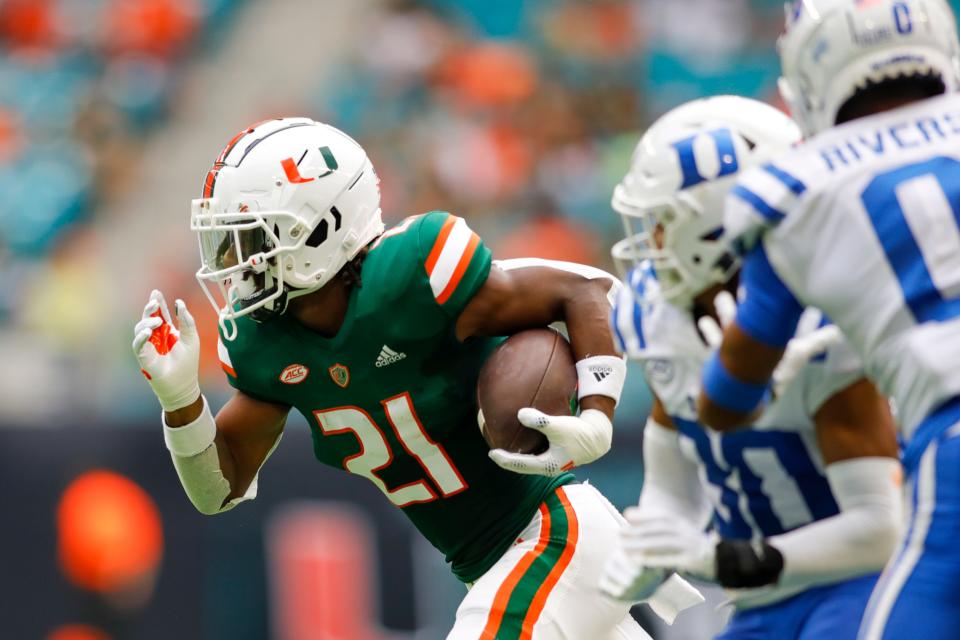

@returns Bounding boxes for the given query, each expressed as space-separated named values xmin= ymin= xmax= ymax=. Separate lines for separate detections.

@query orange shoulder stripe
xmin=435 ymin=232 xmax=480 ymax=305
xmin=424 ymin=215 xmax=458 ymax=276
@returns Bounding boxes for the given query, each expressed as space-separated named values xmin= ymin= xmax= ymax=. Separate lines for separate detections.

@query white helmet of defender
xmin=191 ymin=118 xmax=384 ymax=339
xmin=611 ymin=96 xmax=801 ymax=308
xmin=779 ymin=0 xmax=960 ymax=137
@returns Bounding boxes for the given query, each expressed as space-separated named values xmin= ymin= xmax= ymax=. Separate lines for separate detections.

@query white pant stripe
xmin=860 ymin=441 xmax=938 ymax=640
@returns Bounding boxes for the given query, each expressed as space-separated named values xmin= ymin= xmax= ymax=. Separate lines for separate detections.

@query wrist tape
xmin=163 ymin=396 xmax=217 ymax=457
xmin=576 ymin=355 xmax=627 ymax=406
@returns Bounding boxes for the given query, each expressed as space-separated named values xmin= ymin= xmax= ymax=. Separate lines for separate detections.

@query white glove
xmin=621 ymin=507 xmax=716 ymax=581
xmin=697 ymin=291 xmax=842 ymax=399
xmin=695 ymin=290 xmax=737 ymax=349
xmin=772 ymin=325 xmax=842 ymax=397
xmin=599 ymin=545 xmax=668 ymax=603
xmin=133 ymin=290 xmax=202 ymax=412
xmin=488 ymin=408 xmax=612 ymax=476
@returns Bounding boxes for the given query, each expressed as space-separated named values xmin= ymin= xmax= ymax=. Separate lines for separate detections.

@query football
xmin=476 ymin=328 xmax=578 ymax=455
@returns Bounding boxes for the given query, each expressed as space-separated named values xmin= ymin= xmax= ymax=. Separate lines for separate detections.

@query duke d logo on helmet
xmin=329 ymin=363 xmax=350 ymax=388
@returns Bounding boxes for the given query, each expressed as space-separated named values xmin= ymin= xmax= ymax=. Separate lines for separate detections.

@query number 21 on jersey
xmin=314 ymin=392 xmax=468 ymax=507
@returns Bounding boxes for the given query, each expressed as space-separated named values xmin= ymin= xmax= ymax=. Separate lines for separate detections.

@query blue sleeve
xmin=701 ymin=352 xmax=770 ymax=413
xmin=736 ymin=243 xmax=804 ymax=348
xmin=610 ymin=268 xmax=646 ymax=358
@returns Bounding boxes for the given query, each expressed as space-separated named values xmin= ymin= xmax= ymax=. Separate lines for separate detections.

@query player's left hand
xmin=599 ymin=545 xmax=667 ymax=603
xmin=488 ymin=408 xmax=612 ymax=476
xmin=621 ymin=507 xmax=717 ymax=581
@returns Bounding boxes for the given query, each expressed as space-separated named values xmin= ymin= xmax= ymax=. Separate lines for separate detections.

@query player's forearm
xmin=699 ymin=324 xmax=781 ymax=431
xmin=163 ymin=396 xmax=239 ymax=514
xmin=767 ymin=457 xmax=903 ymax=588
xmin=638 ymin=418 xmax=709 ymax=522
xmin=563 ymin=277 xmax=620 ymax=361
xmin=709 ymin=457 xmax=902 ymax=590
xmin=563 ymin=277 xmax=624 ymax=422
xmin=164 ymin=394 xmax=244 ymax=494
xmin=169 ymin=446 xmax=236 ymax=515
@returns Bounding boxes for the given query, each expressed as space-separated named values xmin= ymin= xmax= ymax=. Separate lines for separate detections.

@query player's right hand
xmin=696 ymin=290 xmax=737 ymax=348
xmin=772 ymin=324 xmax=842 ymax=396
xmin=488 ymin=408 xmax=612 ymax=477
xmin=133 ymin=290 xmax=201 ymax=412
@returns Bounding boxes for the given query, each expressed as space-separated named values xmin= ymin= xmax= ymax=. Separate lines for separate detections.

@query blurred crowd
xmin=0 ymin=0 xmax=938 ymax=424
xmin=316 ymin=0 xmax=788 ymax=263
xmin=0 ymin=0 xmax=246 ymax=422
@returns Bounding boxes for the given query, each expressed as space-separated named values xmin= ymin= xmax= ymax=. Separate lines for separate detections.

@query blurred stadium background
xmin=2 ymin=1 xmax=950 ymax=638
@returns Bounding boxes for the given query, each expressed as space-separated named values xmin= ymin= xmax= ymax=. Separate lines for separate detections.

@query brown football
xmin=476 ymin=328 xmax=578 ymax=454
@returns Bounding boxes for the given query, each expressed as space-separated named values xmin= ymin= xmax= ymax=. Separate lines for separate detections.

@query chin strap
xmin=248 ymin=287 xmax=289 ymax=323
xmin=341 ymin=256 xmax=364 ymax=288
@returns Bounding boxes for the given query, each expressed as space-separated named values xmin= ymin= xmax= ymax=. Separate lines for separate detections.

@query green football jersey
xmin=218 ymin=211 xmax=573 ymax=583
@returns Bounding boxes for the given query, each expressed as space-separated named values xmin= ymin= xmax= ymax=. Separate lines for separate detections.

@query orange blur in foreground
xmin=48 ymin=624 xmax=111 ymax=640
xmin=57 ymin=470 xmax=163 ymax=593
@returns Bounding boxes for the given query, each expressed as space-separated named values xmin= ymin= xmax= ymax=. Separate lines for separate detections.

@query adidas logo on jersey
xmin=376 ymin=345 xmax=406 ymax=368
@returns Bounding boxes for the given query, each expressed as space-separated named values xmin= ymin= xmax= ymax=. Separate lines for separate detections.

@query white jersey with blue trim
xmin=725 ymin=93 xmax=960 ymax=444
xmin=614 ymin=267 xmax=864 ymax=608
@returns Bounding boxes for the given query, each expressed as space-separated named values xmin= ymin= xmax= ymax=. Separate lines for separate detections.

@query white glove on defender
xmin=133 ymin=290 xmax=201 ymax=412
xmin=600 ymin=509 xmax=710 ymax=621
xmin=695 ymin=290 xmax=738 ymax=348
xmin=488 ymin=408 xmax=612 ymax=477
xmin=620 ymin=507 xmax=716 ymax=581
xmin=697 ymin=290 xmax=842 ymax=398
xmin=599 ymin=545 xmax=668 ymax=603
xmin=772 ymin=325 xmax=841 ymax=397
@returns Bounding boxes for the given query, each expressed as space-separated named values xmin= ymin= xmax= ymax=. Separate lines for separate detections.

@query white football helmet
xmin=191 ymin=118 xmax=384 ymax=339
xmin=611 ymin=96 xmax=801 ymax=308
xmin=779 ymin=0 xmax=960 ymax=137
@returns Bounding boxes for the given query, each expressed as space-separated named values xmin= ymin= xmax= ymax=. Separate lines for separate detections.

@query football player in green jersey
xmin=133 ymin=118 xmax=697 ymax=639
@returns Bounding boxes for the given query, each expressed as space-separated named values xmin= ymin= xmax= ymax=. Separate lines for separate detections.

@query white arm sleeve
xmin=770 ymin=456 xmax=903 ymax=589
xmin=493 ymin=258 xmax=621 ymax=304
xmin=638 ymin=417 xmax=711 ymax=525
xmin=163 ymin=397 xmax=282 ymax=515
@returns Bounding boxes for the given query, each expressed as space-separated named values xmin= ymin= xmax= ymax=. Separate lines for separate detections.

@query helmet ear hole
xmin=305 ymin=207 xmax=343 ymax=248
xmin=306 ymin=219 xmax=330 ymax=248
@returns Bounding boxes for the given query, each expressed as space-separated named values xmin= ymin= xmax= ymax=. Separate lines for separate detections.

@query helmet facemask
xmin=612 ymin=184 xmax=738 ymax=309
xmin=192 ymin=199 xmax=308 ymax=339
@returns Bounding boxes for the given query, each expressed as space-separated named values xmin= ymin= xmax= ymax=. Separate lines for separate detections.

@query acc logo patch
xmin=279 ymin=364 xmax=309 ymax=385
xmin=328 ymin=363 xmax=350 ymax=388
